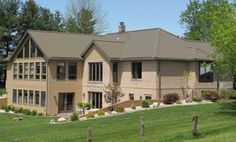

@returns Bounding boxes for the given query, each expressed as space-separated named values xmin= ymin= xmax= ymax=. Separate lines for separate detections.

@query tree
xmin=65 ymin=0 xmax=107 ymax=34
xmin=181 ymin=71 xmax=191 ymax=98
xmin=104 ymin=83 xmax=125 ymax=111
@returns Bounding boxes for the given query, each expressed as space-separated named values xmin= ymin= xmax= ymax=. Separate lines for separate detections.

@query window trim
xmin=88 ymin=62 xmax=103 ymax=82
xmin=132 ymin=62 xmax=142 ymax=79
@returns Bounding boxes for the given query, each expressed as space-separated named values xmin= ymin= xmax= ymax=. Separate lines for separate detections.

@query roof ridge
xmin=93 ymin=39 xmax=125 ymax=43
xmin=106 ymin=28 xmax=159 ymax=35
xmin=27 ymin=29 xmax=105 ymax=37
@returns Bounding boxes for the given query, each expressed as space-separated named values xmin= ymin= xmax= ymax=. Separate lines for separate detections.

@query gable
xmin=83 ymin=44 xmax=108 ymax=61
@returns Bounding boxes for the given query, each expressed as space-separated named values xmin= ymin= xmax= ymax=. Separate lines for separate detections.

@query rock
xmin=153 ymin=102 xmax=158 ymax=108
xmin=105 ymin=112 xmax=110 ymax=116
xmin=0 ymin=110 xmax=5 ymax=113
xmin=13 ymin=117 xmax=23 ymax=121
xmin=9 ymin=111 xmax=14 ymax=114
xmin=111 ymin=111 xmax=118 ymax=115
xmin=79 ymin=117 xmax=87 ymax=121
xmin=185 ymin=97 xmax=193 ymax=103
xmin=49 ymin=119 xmax=55 ymax=124
xmin=57 ymin=117 xmax=66 ymax=122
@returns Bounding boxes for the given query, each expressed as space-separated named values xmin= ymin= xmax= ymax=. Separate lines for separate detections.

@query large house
xmin=5 ymin=23 xmax=233 ymax=115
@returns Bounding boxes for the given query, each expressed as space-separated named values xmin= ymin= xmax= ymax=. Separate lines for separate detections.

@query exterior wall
xmin=6 ymin=58 xmax=47 ymax=114
xmin=47 ymin=60 xmax=83 ymax=115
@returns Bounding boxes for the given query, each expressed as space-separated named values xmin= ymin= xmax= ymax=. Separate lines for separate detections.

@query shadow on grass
xmin=216 ymin=100 xmax=236 ymax=116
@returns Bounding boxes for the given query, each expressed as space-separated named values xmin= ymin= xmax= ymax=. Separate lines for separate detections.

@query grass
xmin=1 ymin=101 xmax=236 ymax=142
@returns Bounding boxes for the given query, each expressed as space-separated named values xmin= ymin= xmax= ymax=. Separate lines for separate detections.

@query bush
xmin=18 ymin=108 xmax=23 ymax=113
xmin=22 ymin=109 xmax=31 ymax=115
xmin=32 ymin=110 xmax=38 ymax=116
xmin=7 ymin=105 xmax=12 ymax=111
xmin=97 ymin=110 xmax=105 ymax=116
xmin=230 ymin=90 xmax=236 ymax=99
xmin=71 ymin=112 xmax=78 ymax=121
xmin=176 ymin=100 xmax=182 ymax=104
xmin=163 ymin=93 xmax=179 ymax=104
xmin=192 ymin=96 xmax=202 ymax=102
xmin=86 ymin=112 xmax=95 ymax=118
xmin=4 ymin=106 xmax=9 ymax=112
xmin=142 ymin=100 xmax=150 ymax=108
xmin=0 ymin=105 xmax=4 ymax=110
xmin=38 ymin=113 xmax=43 ymax=116
xmin=131 ymin=103 xmax=136 ymax=109
xmin=202 ymin=90 xmax=220 ymax=102
xmin=116 ymin=107 xmax=125 ymax=113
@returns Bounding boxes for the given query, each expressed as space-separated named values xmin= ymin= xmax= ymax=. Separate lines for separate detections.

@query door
xmin=58 ymin=93 xmax=74 ymax=113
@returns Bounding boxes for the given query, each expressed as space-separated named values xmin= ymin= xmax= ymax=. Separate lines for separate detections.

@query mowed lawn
xmin=1 ymin=101 xmax=236 ymax=142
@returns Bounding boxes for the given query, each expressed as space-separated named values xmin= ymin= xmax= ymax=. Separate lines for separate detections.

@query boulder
xmin=153 ymin=102 xmax=158 ymax=108
xmin=185 ymin=97 xmax=193 ymax=103
xmin=57 ymin=117 xmax=66 ymax=122
xmin=111 ymin=111 xmax=118 ymax=115
xmin=13 ymin=117 xmax=23 ymax=121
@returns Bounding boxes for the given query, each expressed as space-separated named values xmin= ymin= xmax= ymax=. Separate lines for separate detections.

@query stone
xmin=79 ymin=117 xmax=87 ymax=121
xmin=111 ymin=111 xmax=118 ymax=115
xmin=153 ymin=102 xmax=158 ymax=108
xmin=49 ymin=119 xmax=55 ymax=124
xmin=57 ymin=117 xmax=66 ymax=122
xmin=13 ymin=117 xmax=23 ymax=121
xmin=0 ymin=110 xmax=5 ymax=113
xmin=105 ymin=112 xmax=110 ymax=116
xmin=185 ymin=97 xmax=193 ymax=103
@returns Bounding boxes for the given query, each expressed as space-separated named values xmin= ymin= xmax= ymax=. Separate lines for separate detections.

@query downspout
xmin=158 ymin=61 xmax=162 ymax=99
xmin=46 ymin=61 xmax=49 ymax=115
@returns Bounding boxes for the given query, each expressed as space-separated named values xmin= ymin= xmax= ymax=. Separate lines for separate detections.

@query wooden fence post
xmin=87 ymin=127 xmax=92 ymax=142
xmin=192 ymin=113 xmax=198 ymax=136
xmin=140 ymin=116 xmax=144 ymax=142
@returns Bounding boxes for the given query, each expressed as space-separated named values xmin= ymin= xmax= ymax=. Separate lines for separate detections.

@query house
xmin=5 ymin=23 xmax=233 ymax=115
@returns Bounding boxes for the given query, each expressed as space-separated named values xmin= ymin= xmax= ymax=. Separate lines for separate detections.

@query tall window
xmin=24 ymin=63 xmax=29 ymax=79
xmin=199 ymin=62 xmax=213 ymax=82
xmin=18 ymin=90 xmax=22 ymax=104
xmin=30 ymin=63 xmax=34 ymax=80
xmin=31 ymin=40 xmax=36 ymax=58
xmin=35 ymin=62 xmax=40 ymax=80
xmin=41 ymin=91 xmax=46 ymax=107
xmin=12 ymin=89 xmax=17 ymax=103
xmin=18 ymin=63 xmax=23 ymax=79
xmin=35 ymin=91 xmax=40 ymax=106
xmin=29 ymin=90 xmax=34 ymax=105
xmin=41 ymin=62 xmax=46 ymax=80
xmin=112 ymin=62 xmax=118 ymax=82
xmin=88 ymin=92 xmax=102 ymax=108
xmin=23 ymin=90 xmax=28 ymax=104
xmin=57 ymin=62 xmax=65 ymax=80
xmin=89 ymin=63 xmax=103 ymax=81
xmin=129 ymin=94 xmax=134 ymax=100
xmin=13 ymin=63 xmax=17 ymax=79
xmin=68 ymin=62 xmax=77 ymax=80
xmin=132 ymin=62 xmax=142 ymax=79
xmin=24 ymin=40 xmax=29 ymax=58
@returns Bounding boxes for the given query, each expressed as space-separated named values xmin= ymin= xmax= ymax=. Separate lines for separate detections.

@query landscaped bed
xmin=1 ymin=101 xmax=236 ymax=142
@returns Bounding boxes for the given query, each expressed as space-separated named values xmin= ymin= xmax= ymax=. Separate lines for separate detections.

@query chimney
xmin=119 ymin=22 xmax=126 ymax=33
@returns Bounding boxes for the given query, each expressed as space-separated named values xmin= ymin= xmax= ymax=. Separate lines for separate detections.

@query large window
xmin=57 ymin=62 xmax=65 ymax=80
xmin=24 ymin=63 xmax=29 ymax=79
xmin=31 ymin=40 xmax=36 ymax=58
xmin=13 ymin=63 xmax=17 ymax=79
xmin=23 ymin=90 xmax=28 ymax=104
xmin=41 ymin=62 xmax=46 ymax=80
xmin=132 ymin=62 xmax=142 ymax=79
xmin=18 ymin=63 xmax=23 ymax=79
xmin=29 ymin=90 xmax=34 ymax=105
xmin=24 ymin=40 xmax=29 ymax=58
xmin=41 ymin=91 xmax=46 ymax=107
xmin=35 ymin=91 xmax=40 ymax=106
xmin=30 ymin=63 xmax=34 ymax=80
xmin=199 ymin=62 xmax=213 ymax=82
xmin=35 ymin=62 xmax=40 ymax=80
xmin=18 ymin=90 xmax=22 ymax=104
xmin=88 ymin=92 xmax=102 ymax=108
xmin=12 ymin=89 xmax=17 ymax=103
xmin=112 ymin=62 xmax=118 ymax=82
xmin=89 ymin=63 xmax=103 ymax=81
xmin=68 ymin=62 xmax=77 ymax=80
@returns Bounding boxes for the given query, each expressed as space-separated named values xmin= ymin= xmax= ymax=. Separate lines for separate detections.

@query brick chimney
xmin=119 ymin=22 xmax=126 ymax=33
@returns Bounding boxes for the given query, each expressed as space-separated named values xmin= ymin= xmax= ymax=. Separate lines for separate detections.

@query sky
xmin=20 ymin=0 xmax=218 ymax=36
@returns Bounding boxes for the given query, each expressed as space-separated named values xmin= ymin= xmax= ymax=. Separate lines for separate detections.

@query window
xmin=24 ymin=40 xmax=29 ymax=58
xmin=23 ymin=90 xmax=28 ymax=104
xmin=112 ymin=62 xmax=118 ymax=82
xmin=199 ymin=62 xmax=213 ymax=82
xmin=68 ymin=62 xmax=77 ymax=80
xmin=57 ymin=62 xmax=65 ymax=80
xmin=41 ymin=91 xmax=46 ymax=107
xmin=145 ymin=95 xmax=152 ymax=100
xmin=89 ymin=63 xmax=103 ymax=81
xmin=132 ymin=62 xmax=142 ymax=79
xmin=41 ymin=62 xmax=46 ymax=80
xmin=35 ymin=91 xmax=40 ymax=106
xmin=18 ymin=90 xmax=22 ymax=104
xmin=13 ymin=63 xmax=17 ymax=79
xmin=35 ymin=62 xmax=40 ymax=80
xmin=12 ymin=89 xmax=17 ymax=103
xmin=31 ymin=40 xmax=36 ymax=58
xmin=30 ymin=63 xmax=34 ymax=80
xmin=88 ymin=92 xmax=102 ymax=108
xmin=29 ymin=90 xmax=34 ymax=105
xmin=24 ymin=63 xmax=29 ymax=79
xmin=129 ymin=94 xmax=134 ymax=100
xmin=18 ymin=63 xmax=23 ymax=79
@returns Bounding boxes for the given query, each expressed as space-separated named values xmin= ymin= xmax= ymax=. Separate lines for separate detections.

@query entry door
xmin=58 ymin=93 xmax=74 ymax=113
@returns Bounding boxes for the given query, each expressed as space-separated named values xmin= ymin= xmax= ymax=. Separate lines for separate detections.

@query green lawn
xmin=1 ymin=101 xmax=236 ymax=142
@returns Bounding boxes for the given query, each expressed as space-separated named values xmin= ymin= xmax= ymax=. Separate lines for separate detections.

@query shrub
xmin=32 ymin=110 xmax=38 ymax=116
xmin=176 ymin=100 xmax=182 ymax=104
xmin=202 ymin=90 xmax=220 ymax=102
xmin=86 ymin=112 xmax=95 ymax=118
xmin=163 ymin=93 xmax=179 ymax=104
xmin=38 ymin=113 xmax=43 ymax=116
xmin=22 ymin=109 xmax=31 ymax=115
xmin=18 ymin=108 xmax=23 ymax=113
xmin=192 ymin=96 xmax=202 ymax=102
xmin=97 ymin=110 xmax=105 ymax=116
xmin=0 ymin=105 xmax=4 ymax=110
xmin=4 ymin=106 xmax=9 ymax=112
xmin=71 ymin=112 xmax=78 ymax=121
xmin=116 ymin=107 xmax=125 ymax=113
xmin=131 ymin=103 xmax=136 ymax=109
xmin=142 ymin=100 xmax=150 ymax=108
xmin=7 ymin=105 xmax=12 ymax=111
